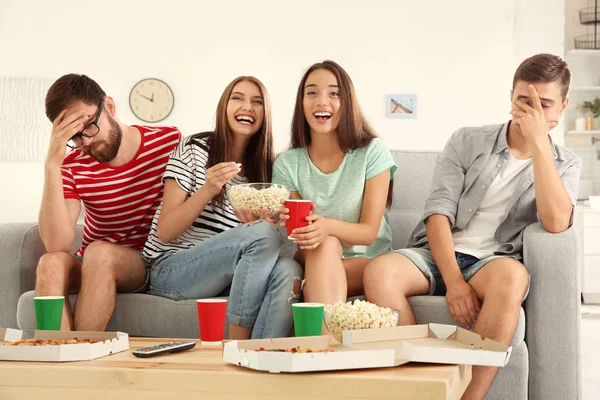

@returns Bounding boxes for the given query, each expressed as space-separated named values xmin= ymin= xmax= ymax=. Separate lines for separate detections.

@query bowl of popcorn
xmin=227 ymin=183 xmax=290 ymax=219
xmin=323 ymin=300 xmax=400 ymax=342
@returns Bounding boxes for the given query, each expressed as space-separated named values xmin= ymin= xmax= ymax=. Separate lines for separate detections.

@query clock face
xmin=129 ymin=78 xmax=174 ymax=123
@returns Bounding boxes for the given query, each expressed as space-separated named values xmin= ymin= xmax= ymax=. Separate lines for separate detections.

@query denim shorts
xmin=74 ymin=253 xmax=151 ymax=293
xmin=393 ymin=245 xmax=526 ymax=297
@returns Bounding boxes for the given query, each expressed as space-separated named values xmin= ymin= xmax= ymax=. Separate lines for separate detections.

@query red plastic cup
xmin=285 ymin=199 xmax=312 ymax=239
xmin=196 ymin=299 xmax=228 ymax=343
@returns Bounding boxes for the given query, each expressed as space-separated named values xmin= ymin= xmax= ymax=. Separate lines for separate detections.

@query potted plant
xmin=583 ymin=97 xmax=600 ymax=118
xmin=583 ymin=98 xmax=600 ymax=131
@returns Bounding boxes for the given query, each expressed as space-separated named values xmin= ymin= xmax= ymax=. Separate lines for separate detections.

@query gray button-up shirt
xmin=409 ymin=122 xmax=582 ymax=259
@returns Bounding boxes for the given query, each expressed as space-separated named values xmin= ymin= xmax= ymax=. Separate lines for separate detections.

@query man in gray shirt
xmin=364 ymin=53 xmax=581 ymax=400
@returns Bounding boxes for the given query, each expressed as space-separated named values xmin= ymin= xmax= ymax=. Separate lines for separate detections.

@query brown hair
xmin=45 ymin=74 xmax=106 ymax=122
xmin=291 ymin=60 xmax=394 ymax=207
xmin=512 ymin=53 xmax=571 ymax=98
xmin=188 ymin=76 xmax=274 ymax=205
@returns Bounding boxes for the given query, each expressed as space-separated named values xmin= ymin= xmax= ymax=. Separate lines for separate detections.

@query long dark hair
xmin=291 ymin=60 xmax=394 ymax=207
xmin=188 ymin=76 xmax=274 ymax=205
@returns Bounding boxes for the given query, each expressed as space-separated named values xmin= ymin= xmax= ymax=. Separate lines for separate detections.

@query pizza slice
xmin=1 ymin=338 xmax=99 ymax=346
xmin=254 ymin=346 xmax=337 ymax=353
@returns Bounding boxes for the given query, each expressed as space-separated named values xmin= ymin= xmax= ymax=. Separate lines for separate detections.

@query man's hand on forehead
xmin=55 ymin=104 xmax=96 ymax=124
xmin=515 ymin=86 xmax=556 ymax=108
xmin=53 ymin=109 xmax=86 ymax=128
xmin=514 ymin=85 xmax=543 ymax=110
xmin=509 ymin=85 xmax=554 ymax=143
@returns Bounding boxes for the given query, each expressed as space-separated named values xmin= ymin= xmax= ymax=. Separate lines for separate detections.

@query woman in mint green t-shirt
xmin=273 ymin=60 xmax=397 ymax=305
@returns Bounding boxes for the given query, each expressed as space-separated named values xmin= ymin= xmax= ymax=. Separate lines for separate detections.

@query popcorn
xmin=228 ymin=184 xmax=289 ymax=218
xmin=324 ymin=300 xmax=399 ymax=342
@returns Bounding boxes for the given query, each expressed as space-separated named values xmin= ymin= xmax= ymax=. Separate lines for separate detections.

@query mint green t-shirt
xmin=272 ymin=138 xmax=397 ymax=259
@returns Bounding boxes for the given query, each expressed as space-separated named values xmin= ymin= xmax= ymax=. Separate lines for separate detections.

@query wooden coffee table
xmin=0 ymin=337 xmax=471 ymax=400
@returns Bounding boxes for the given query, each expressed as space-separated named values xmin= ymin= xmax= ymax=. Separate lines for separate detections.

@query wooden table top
xmin=0 ymin=337 xmax=471 ymax=400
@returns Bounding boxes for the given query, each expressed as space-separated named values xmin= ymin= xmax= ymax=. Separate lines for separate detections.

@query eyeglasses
xmin=67 ymin=100 xmax=104 ymax=149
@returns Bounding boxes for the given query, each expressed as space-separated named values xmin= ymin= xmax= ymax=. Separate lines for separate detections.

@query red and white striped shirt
xmin=61 ymin=125 xmax=182 ymax=256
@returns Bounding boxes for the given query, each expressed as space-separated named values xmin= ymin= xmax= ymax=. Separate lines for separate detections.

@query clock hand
xmin=140 ymin=94 xmax=153 ymax=101
xmin=150 ymin=92 xmax=154 ymax=102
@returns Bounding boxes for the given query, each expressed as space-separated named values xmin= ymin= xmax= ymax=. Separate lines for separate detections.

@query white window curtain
xmin=0 ymin=77 xmax=54 ymax=162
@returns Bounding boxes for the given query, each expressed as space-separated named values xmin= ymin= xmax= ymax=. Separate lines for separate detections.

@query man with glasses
xmin=65 ymin=99 xmax=105 ymax=151
xmin=36 ymin=74 xmax=181 ymax=331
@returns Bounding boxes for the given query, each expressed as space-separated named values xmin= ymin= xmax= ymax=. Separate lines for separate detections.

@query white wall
xmin=515 ymin=0 xmax=566 ymax=142
xmin=0 ymin=0 xmax=566 ymax=223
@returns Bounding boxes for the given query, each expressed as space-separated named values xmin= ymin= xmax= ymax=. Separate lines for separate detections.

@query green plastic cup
xmin=292 ymin=303 xmax=325 ymax=337
xmin=34 ymin=296 xmax=64 ymax=330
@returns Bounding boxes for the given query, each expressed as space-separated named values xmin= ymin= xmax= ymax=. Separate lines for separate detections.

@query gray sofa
xmin=1 ymin=150 xmax=581 ymax=400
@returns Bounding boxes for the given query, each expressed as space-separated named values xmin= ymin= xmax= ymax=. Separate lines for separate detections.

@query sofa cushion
xmin=18 ymin=291 xmax=525 ymax=346
xmin=388 ymin=210 xmax=423 ymax=250
xmin=388 ymin=151 xmax=438 ymax=247
xmin=17 ymin=291 xmax=215 ymax=338
xmin=389 ymin=151 xmax=439 ymax=213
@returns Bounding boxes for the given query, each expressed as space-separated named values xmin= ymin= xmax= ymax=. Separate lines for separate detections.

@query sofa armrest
xmin=0 ymin=223 xmax=46 ymax=328
xmin=523 ymin=222 xmax=581 ymax=400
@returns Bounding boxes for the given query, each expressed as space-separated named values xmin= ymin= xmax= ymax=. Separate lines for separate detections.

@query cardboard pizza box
xmin=343 ymin=323 xmax=512 ymax=367
xmin=223 ymin=324 xmax=511 ymax=373
xmin=223 ymin=335 xmax=400 ymax=373
xmin=0 ymin=328 xmax=129 ymax=362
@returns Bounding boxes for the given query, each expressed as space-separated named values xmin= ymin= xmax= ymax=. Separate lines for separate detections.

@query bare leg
xmin=461 ymin=258 xmax=529 ymax=400
xmin=35 ymin=252 xmax=82 ymax=330
xmin=363 ymin=253 xmax=429 ymax=325
xmin=74 ymin=242 xmax=146 ymax=331
xmin=343 ymin=257 xmax=370 ymax=297
xmin=301 ymin=236 xmax=347 ymax=304
xmin=229 ymin=325 xmax=252 ymax=340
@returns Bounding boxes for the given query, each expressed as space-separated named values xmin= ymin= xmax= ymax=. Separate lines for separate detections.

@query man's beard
xmin=87 ymin=116 xmax=122 ymax=163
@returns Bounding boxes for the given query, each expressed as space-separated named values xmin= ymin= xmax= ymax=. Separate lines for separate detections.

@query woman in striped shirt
xmin=143 ymin=76 xmax=302 ymax=340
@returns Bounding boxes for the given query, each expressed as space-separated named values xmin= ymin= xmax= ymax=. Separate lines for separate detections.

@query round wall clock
xmin=129 ymin=78 xmax=174 ymax=123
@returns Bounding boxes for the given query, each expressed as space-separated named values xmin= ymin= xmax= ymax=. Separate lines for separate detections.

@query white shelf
xmin=571 ymin=86 xmax=600 ymax=91
xmin=567 ymin=130 xmax=600 ymax=135
xmin=566 ymin=50 xmax=600 ymax=57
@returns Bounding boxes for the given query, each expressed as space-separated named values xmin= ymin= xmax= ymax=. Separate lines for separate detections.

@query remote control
xmin=132 ymin=341 xmax=197 ymax=358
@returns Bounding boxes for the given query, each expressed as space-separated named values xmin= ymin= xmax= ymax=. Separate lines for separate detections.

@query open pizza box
xmin=223 ymin=323 xmax=511 ymax=373
xmin=223 ymin=335 xmax=396 ymax=373
xmin=0 ymin=328 xmax=129 ymax=362
xmin=343 ymin=323 xmax=512 ymax=367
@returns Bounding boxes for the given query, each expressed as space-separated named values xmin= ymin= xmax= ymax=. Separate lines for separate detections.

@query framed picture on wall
xmin=386 ymin=94 xmax=417 ymax=119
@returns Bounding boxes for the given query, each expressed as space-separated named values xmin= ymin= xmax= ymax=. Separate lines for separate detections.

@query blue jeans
xmin=149 ymin=220 xmax=303 ymax=339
